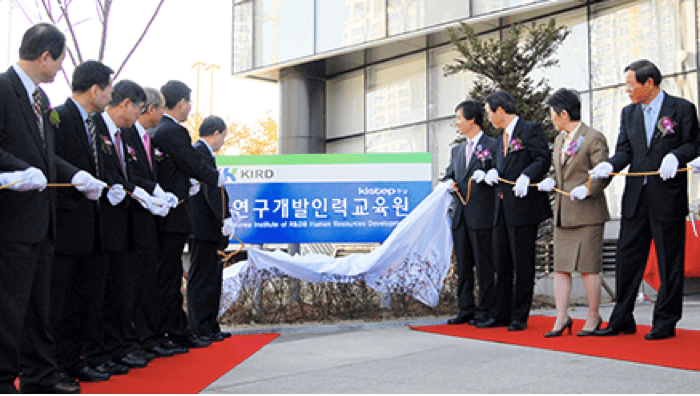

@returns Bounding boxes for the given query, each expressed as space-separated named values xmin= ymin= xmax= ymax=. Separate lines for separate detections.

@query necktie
xmin=465 ymin=139 xmax=475 ymax=168
xmin=502 ymin=132 xmax=509 ymax=157
xmin=86 ymin=116 xmax=99 ymax=172
xmin=32 ymin=88 xmax=44 ymax=140
xmin=143 ymin=133 xmax=153 ymax=169
xmin=644 ymin=105 xmax=655 ymax=146
xmin=115 ymin=129 xmax=125 ymax=173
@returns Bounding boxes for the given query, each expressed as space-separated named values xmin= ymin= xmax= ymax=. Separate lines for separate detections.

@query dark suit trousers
xmin=133 ymin=244 xmax=160 ymax=349
xmin=156 ymin=232 xmax=191 ymax=343
xmin=609 ymin=187 xmax=685 ymax=332
xmin=491 ymin=200 xmax=538 ymax=323
xmin=187 ymin=239 xmax=224 ymax=336
xmin=0 ymin=239 xmax=59 ymax=387
xmin=452 ymin=224 xmax=494 ymax=319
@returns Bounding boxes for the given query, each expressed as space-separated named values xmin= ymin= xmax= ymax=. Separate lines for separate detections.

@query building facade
xmin=232 ymin=0 xmax=700 ymax=227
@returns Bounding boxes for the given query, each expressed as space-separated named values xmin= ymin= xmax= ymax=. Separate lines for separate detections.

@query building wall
xmin=233 ymin=0 xmax=700 ymax=220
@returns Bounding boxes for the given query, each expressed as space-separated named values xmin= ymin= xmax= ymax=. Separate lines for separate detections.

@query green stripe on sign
xmin=215 ymin=152 xmax=431 ymax=166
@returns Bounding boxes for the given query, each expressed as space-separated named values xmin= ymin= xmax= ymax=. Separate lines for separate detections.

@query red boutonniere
xmin=508 ymin=138 xmax=523 ymax=152
xmin=656 ymin=116 xmax=676 ymax=138
xmin=475 ymin=145 xmax=492 ymax=163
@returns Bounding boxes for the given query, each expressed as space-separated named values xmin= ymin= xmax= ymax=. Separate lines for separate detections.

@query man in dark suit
xmin=52 ymin=60 xmax=116 ymax=383
xmin=0 ymin=23 xmax=103 ymax=394
xmin=441 ymin=100 xmax=498 ymax=326
xmin=187 ymin=115 xmax=234 ymax=342
xmin=590 ymin=60 xmax=698 ymax=340
xmin=121 ymin=86 xmax=176 ymax=359
xmin=477 ymin=91 xmax=552 ymax=331
xmin=151 ymin=80 xmax=221 ymax=351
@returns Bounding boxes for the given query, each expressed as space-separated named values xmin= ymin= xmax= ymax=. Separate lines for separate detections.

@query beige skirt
xmin=553 ymin=224 xmax=604 ymax=274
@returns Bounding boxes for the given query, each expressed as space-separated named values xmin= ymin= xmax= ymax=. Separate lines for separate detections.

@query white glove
xmin=131 ymin=186 xmax=152 ymax=209
xmin=148 ymin=196 xmax=170 ymax=217
xmin=153 ymin=184 xmax=167 ymax=199
xmin=217 ymin=168 xmax=226 ymax=187
xmin=484 ymin=169 xmax=499 ymax=186
xmin=658 ymin=153 xmax=679 ymax=181
xmin=570 ymin=185 xmax=588 ymax=201
xmin=440 ymin=179 xmax=455 ymax=192
xmin=513 ymin=174 xmax=530 ymax=198
xmin=12 ymin=167 xmax=48 ymax=191
xmin=472 ymin=170 xmax=486 ymax=183
xmin=106 ymin=184 xmax=126 ymax=206
xmin=231 ymin=210 xmax=243 ymax=224
xmin=589 ymin=161 xmax=613 ymax=179
xmin=0 ymin=170 xmax=26 ymax=188
xmin=689 ymin=156 xmax=700 ymax=174
xmin=72 ymin=170 xmax=106 ymax=201
xmin=189 ymin=178 xmax=201 ymax=196
xmin=537 ymin=177 xmax=556 ymax=192
xmin=164 ymin=192 xmax=179 ymax=208
xmin=222 ymin=217 xmax=235 ymax=237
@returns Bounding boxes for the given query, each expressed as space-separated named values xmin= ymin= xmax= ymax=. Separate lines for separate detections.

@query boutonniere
xmin=100 ymin=135 xmax=113 ymax=154
xmin=561 ymin=136 xmax=585 ymax=158
xmin=154 ymin=147 xmax=165 ymax=162
xmin=475 ymin=145 xmax=492 ymax=163
xmin=508 ymin=137 xmax=523 ymax=152
xmin=126 ymin=145 xmax=138 ymax=162
xmin=656 ymin=116 xmax=676 ymax=138
xmin=45 ymin=106 xmax=60 ymax=127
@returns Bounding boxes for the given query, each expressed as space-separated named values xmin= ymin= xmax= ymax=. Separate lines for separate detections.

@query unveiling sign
xmin=217 ymin=153 xmax=432 ymax=244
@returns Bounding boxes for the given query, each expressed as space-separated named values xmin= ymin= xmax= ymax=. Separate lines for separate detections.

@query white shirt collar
xmin=197 ymin=138 xmax=215 ymax=157
xmin=101 ymin=111 xmax=120 ymax=142
xmin=12 ymin=64 xmax=38 ymax=103
xmin=644 ymin=90 xmax=665 ymax=114
xmin=69 ymin=97 xmax=89 ymax=123
xmin=135 ymin=121 xmax=148 ymax=139
xmin=505 ymin=116 xmax=519 ymax=135
xmin=467 ymin=131 xmax=483 ymax=146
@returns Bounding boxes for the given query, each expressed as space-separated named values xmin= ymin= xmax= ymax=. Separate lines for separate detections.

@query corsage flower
xmin=127 ymin=145 xmax=138 ymax=162
xmin=154 ymin=148 xmax=165 ymax=162
xmin=101 ymin=135 xmax=113 ymax=154
xmin=475 ymin=145 xmax=492 ymax=163
xmin=656 ymin=116 xmax=676 ymax=138
xmin=47 ymin=107 xmax=60 ymax=127
xmin=562 ymin=136 xmax=585 ymax=158
xmin=508 ymin=137 xmax=523 ymax=152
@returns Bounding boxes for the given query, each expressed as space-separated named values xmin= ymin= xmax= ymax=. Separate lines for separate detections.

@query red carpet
xmin=411 ymin=315 xmax=700 ymax=372
xmin=80 ymin=333 xmax=279 ymax=394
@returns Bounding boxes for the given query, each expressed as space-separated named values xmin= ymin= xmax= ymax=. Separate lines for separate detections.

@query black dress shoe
xmin=201 ymin=333 xmax=225 ymax=342
xmin=19 ymin=376 xmax=80 ymax=394
xmin=218 ymin=331 xmax=232 ymax=338
xmin=133 ymin=350 xmax=156 ymax=361
xmin=508 ymin=320 xmax=528 ymax=331
xmin=118 ymin=353 xmax=148 ymax=368
xmin=447 ymin=313 xmax=473 ymax=325
xmin=177 ymin=335 xmax=212 ymax=348
xmin=644 ymin=328 xmax=675 ymax=340
xmin=94 ymin=361 xmax=130 ymax=375
xmin=160 ymin=340 xmax=189 ymax=354
xmin=592 ymin=322 xmax=637 ymax=336
xmin=475 ymin=318 xmax=509 ymax=328
xmin=147 ymin=344 xmax=176 ymax=357
xmin=68 ymin=366 xmax=110 ymax=382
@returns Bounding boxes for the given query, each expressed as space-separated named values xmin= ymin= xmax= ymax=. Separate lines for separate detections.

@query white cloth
xmin=72 ymin=170 xmax=106 ymax=200
xmin=189 ymin=178 xmax=201 ymax=196
xmin=222 ymin=217 xmax=235 ymax=237
xmin=107 ymin=184 xmax=126 ymax=206
xmin=131 ymin=186 xmax=151 ymax=209
xmin=14 ymin=167 xmax=47 ymax=191
xmin=484 ymin=169 xmax=499 ymax=185
xmin=219 ymin=183 xmax=455 ymax=317
xmin=148 ymin=197 xmax=170 ymax=217
xmin=570 ymin=185 xmax=588 ymax=200
xmin=472 ymin=170 xmax=485 ymax=183
xmin=658 ymin=153 xmax=679 ymax=180
xmin=440 ymin=179 xmax=455 ymax=192
xmin=513 ymin=174 xmax=530 ymax=198
xmin=689 ymin=156 xmax=700 ymax=173
xmin=537 ymin=177 xmax=556 ymax=192
xmin=589 ymin=161 xmax=613 ymax=179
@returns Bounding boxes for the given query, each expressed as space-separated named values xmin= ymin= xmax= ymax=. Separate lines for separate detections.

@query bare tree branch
xmin=97 ymin=0 xmax=111 ymax=61
xmin=114 ymin=0 xmax=165 ymax=78
xmin=50 ymin=0 xmax=84 ymax=65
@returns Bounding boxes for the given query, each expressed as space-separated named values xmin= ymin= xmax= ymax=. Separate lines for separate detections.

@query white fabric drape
xmin=219 ymin=183 xmax=454 ymax=317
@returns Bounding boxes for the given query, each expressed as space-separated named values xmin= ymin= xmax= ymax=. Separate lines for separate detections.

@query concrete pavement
xmin=204 ymin=298 xmax=700 ymax=393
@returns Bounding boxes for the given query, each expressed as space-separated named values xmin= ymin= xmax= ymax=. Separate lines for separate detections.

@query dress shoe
xmin=508 ymin=320 xmax=528 ymax=331
xmin=118 ymin=353 xmax=148 ymax=368
xmin=447 ymin=313 xmax=473 ymax=325
xmin=94 ymin=361 xmax=130 ymax=375
xmin=544 ymin=316 xmax=572 ymax=337
xmin=592 ymin=322 xmax=637 ymax=336
xmin=147 ymin=344 xmax=177 ymax=357
xmin=177 ymin=335 xmax=212 ymax=348
xmin=160 ymin=340 xmax=189 ymax=354
xmin=68 ymin=366 xmax=110 ymax=382
xmin=475 ymin=318 xmax=509 ymax=328
xmin=19 ymin=374 xmax=80 ymax=394
xmin=131 ymin=349 xmax=156 ymax=361
xmin=644 ymin=328 xmax=675 ymax=340
xmin=577 ymin=316 xmax=603 ymax=337
xmin=201 ymin=333 xmax=225 ymax=342
xmin=218 ymin=331 xmax=232 ymax=338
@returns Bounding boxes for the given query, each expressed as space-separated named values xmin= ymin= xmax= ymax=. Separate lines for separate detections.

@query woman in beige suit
xmin=538 ymin=88 xmax=611 ymax=337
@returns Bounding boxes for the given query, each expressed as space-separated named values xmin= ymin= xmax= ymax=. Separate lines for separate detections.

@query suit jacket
xmin=151 ymin=116 xmax=218 ymax=234
xmin=443 ymin=134 xmax=498 ymax=230
xmin=493 ymin=118 xmax=552 ymax=227
xmin=0 ymin=67 xmax=78 ymax=244
xmin=123 ymin=126 xmax=158 ymax=249
xmin=552 ymin=122 xmax=610 ymax=228
xmin=188 ymin=140 xmax=230 ymax=246
xmin=608 ymin=93 xmax=698 ymax=221
xmin=53 ymin=98 xmax=99 ymax=255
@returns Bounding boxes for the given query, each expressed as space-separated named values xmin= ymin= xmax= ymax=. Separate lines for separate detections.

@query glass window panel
xmin=233 ymin=3 xmax=253 ymax=73
xmin=590 ymin=0 xmax=696 ymax=89
xmin=316 ymin=0 xmax=387 ymax=53
xmin=429 ymin=119 xmax=461 ymax=184
xmin=365 ymin=124 xmax=427 ymax=153
xmin=387 ymin=0 xmax=470 ymax=35
xmin=326 ymin=136 xmax=365 ymax=154
xmin=254 ymin=0 xmax=314 ymax=67
xmin=473 ymin=0 xmax=547 ymax=16
xmin=528 ymin=10 xmax=590 ymax=92
xmin=366 ymin=54 xmax=427 ymax=132
xmin=327 ymin=71 xmax=365 ymax=139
